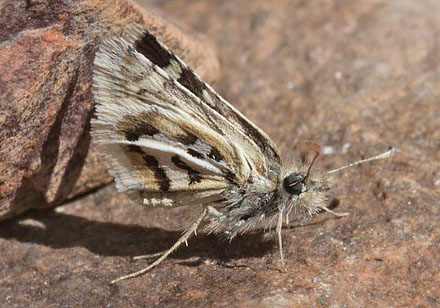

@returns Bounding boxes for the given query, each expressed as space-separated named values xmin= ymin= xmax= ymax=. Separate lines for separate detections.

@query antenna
xmin=304 ymin=141 xmax=321 ymax=180
xmin=327 ymin=147 xmax=397 ymax=175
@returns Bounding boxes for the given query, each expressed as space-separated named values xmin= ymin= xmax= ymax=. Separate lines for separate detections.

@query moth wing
xmin=120 ymin=24 xmax=282 ymax=178
xmin=91 ymin=25 xmax=281 ymax=207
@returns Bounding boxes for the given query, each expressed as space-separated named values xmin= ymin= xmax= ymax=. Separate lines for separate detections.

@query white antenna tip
xmin=327 ymin=146 xmax=398 ymax=175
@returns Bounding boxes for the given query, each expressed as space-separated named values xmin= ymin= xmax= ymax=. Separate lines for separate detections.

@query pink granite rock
xmin=0 ymin=0 xmax=219 ymax=220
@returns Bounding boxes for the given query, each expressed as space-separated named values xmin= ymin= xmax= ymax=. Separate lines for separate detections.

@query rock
xmin=0 ymin=0 xmax=220 ymax=220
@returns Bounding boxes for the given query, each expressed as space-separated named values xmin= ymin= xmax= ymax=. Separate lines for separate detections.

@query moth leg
xmin=135 ymin=206 xmax=222 ymax=260
xmin=110 ymin=208 xmax=208 ymax=284
xmin=206 ymin=206 xmax=223 ymax=218
xmin=133 ymin=251 xmax=166 ymax=260
xmin=276 ymin=210 xmax=287 ymax=272
xmin=320 ymin=205 xmax=350 ymax=217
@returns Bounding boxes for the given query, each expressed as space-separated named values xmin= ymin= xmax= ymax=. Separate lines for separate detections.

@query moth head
xmin=282 ymin=143 xmax=396 ymax=218
xmin=282 ymin=141 xmax=325 ymax=198
xmin=280 ymin=141 xmax=332 ymax=220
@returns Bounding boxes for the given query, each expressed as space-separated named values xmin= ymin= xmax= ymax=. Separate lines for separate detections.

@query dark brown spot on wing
xmin=134 ymin=31 xmax=172 ymax=68
xmin=143 ymin=153 xmax=170 ymax=192
xmin=208 ymin=147 xmax=224 ymax=162
xmin=126 ymin=145 xmax=170 ymax=191
xmin=118 ymin=115 xmax=159 ymax=141
xmin=187 ymin=148 xmax=204 ymax=159
xmin=177 ymin=68 xmax=206 ymax=99
xmin=127 ymin=144 xmax=144 ymax=154
xmin=171 ymin=155 xmax=202 ymax=185
xmin=176 ymin=131 xmax=198 ymax=145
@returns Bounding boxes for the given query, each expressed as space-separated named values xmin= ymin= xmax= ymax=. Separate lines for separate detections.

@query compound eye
xmin=289 ymin=181 xmax=303 ymax=195
xmin=283 ymin=173 xmax=304 ymax=195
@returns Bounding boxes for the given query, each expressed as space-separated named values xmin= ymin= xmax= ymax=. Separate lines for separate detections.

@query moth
xmin=91 ymin=24 xmax=395 ymax=284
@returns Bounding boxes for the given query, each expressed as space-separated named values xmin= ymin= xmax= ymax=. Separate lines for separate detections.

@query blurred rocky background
xmin=0 ymin=0 xmax=439 ymax=307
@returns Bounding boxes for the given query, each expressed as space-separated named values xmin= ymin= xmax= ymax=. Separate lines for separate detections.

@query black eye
xmin=283 ymin=173 xmax=304 ymax=195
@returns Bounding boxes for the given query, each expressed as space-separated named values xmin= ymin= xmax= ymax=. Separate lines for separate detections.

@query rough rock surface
xmin=0 ymin=0 xmax=219 ymax=220
xmin=1 ymin=0 xmax=439 ymax=307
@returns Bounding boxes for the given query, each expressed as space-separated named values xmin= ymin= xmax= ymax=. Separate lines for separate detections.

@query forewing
xmin=91 ymin=25 xmax=281 ymax=207
xmin=121 ymin=24 xmax=281 ymax=176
